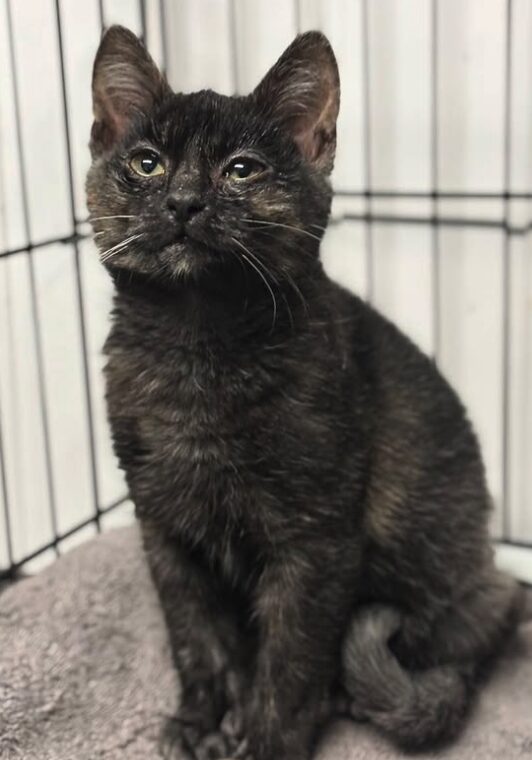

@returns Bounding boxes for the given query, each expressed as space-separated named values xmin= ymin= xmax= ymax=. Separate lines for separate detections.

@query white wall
xmin=1 ymin=0 xmax=531 ymax=575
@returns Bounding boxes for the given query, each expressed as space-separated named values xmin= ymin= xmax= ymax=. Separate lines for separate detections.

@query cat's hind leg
xmin=341 ymin=569 xmax=522 ymax=750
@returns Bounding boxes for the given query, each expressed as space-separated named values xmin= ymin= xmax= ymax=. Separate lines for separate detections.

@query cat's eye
xmin=129 ymin=150 xmax=165 ymax=178
xmin=223 ymin=157 xmax=266 ymax=182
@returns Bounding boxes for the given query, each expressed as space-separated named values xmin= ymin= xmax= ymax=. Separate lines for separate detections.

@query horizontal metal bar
xmin=0 ymin=231 xmax=91 ymax=260
xmin=4 ymin=209 xmax=532 ymax=263
xmin=495 ymin=538 xmax=532 ymax=551
xmin=0 ymin=494 xmax=129 ymax=580
xmin=335 ymin=189 xmax=532 ymax=200
xmin=331 ymin=212 xmax=532 ymax=235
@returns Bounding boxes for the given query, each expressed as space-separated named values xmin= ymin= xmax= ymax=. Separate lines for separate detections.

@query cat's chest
xmin=105 ymin=337 xmax=278 ymax=522
xmin=110 ymin=340 xmax=254 ymax=436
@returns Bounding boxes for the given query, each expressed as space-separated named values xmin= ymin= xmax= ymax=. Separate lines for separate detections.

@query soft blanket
xmin=0 ymin=526 xmax=530 ymax=759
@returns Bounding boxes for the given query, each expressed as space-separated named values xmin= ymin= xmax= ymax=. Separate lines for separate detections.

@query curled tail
xmin=341 ymin=606 xmax=470 ymax=749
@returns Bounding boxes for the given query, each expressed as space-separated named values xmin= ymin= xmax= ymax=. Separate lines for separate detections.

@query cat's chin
xmin=160 ymin=238 xmax=229 ymax=280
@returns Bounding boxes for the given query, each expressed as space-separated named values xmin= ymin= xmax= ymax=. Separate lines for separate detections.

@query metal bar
xmin=294 ymin=0 xmax=301 ymax=34
xmin=228 ymin=0 xmax=239 ymax=95
xmin=0 ymin=399 xmax=14 ymax=569
xmin=495 ymin=538 xmax=532 ymax=551
xmin=54 ymin=0 xmax=102 ymax=531
xmin=5 ymin=189 xmax=532 ymax=260
xmin=501 ymin=0 xmax=514 ymax=541
xmin=5 ymin=207 xmax=532 ymax=263
xmin=0 ymin=494 xmax=129 ymax=580
xmin=159 ymin=0 xmax=169 ymax=76
xmin=361 ymin=0 xmax=374 ymax=302
xmin=5 ymin=0 xmax=59 ymax=554
xmin=431 ymin=0 xmax=440 ymax=361
xmin=97 ymin=0 xmax=105 ymax=31
xmin=335 ymin=189 xmax=532 ymax=199
xmin=330 ymin=212 xmax=532 ymax=234
xmin=0 ymin=231 xmax=90 ymax=260
xmin=139 ymin=0 xmax=147 ymax=43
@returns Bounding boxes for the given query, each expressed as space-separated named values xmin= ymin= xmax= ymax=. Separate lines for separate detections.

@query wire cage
xmin=0 ymin=0 xmax=531 ymax=582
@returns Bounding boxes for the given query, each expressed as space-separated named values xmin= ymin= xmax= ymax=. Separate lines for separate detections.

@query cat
xmin=86 ymin=25 xmax=522 ymax=760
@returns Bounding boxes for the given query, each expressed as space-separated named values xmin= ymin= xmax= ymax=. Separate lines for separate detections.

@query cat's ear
xmin=90 ymin=25 xmax=170 ymax=155
xmin=253 ymin=32 xmax=340 ymax=173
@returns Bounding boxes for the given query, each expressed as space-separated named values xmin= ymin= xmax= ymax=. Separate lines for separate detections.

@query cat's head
xmin=86 ymin=26 xmax=340 ymax=289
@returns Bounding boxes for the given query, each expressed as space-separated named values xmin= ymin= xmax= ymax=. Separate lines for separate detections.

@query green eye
xmin=223 ymin=157 xmax=266 ymax=181
xmin=129 ymin=150 xmax=165 ymax=177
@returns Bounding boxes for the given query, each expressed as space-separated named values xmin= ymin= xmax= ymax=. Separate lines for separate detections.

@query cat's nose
xmin=165 ymin=194 xmax=205 ymax=224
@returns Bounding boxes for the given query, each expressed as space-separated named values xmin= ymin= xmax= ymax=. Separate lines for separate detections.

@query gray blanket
xmin=0 ymin=526 xmax=531 ymax=759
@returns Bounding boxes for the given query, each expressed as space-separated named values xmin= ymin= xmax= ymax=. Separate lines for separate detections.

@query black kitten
xmin=87 ymin=26 xmax=521 ymax=760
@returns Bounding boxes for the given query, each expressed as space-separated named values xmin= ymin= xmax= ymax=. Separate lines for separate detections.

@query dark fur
xmin=86 ymin=27 xmax=521 ymax=760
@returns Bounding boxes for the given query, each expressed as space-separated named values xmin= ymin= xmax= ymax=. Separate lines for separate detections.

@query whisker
xmin=230 ymin=234 xmax=282 ymax=288
xmin=280 ymin=289 xmax=295 ymax=331
xmin=284 ymin=270 xmax=309 ymax=316
xmin=226 ymin=247 xmax=248 ymax=278
xmin=99 ymin=234 xmax=142 ymax=263
xmin=242 ymin=218 xmax=323 ymax=244
xmin=241 ymin=246 xmax=280 ymax=286
xmin=243 ymin=249 xmax=296 ymax=330
xmin=244 ymin=227 xmax=316 ymax=258
xmin=234 ymin=230 xmax=312 ymax=323
xmin=231 ymin=237 xmax=278 ymax=331
xmin=231 ymin=239 xmax=298 ymax=330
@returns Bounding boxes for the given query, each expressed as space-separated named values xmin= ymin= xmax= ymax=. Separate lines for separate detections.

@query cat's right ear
xmin=90 ymin=25 xmax=170 ymax=156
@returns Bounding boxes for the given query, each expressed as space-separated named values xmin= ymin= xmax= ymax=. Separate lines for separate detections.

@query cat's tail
xmin=341 ymin=606 xmax=472 ymax=750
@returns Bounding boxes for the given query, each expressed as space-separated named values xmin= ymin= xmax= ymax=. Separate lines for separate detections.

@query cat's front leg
xmin=141 ymin=521 xmax=248 ymax=759
xmin=243 ymin=543 xmax=359 ymax=760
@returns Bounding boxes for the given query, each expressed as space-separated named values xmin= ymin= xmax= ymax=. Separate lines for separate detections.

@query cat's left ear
xmin=90 ymin=25 xmax=170 ymax=156
xmin=253 ymin=32 xmax=340 ymax=173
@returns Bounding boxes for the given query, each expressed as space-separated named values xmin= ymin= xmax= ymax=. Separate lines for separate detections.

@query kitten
xmin=87 ymin=26 xmax=522 ymax=760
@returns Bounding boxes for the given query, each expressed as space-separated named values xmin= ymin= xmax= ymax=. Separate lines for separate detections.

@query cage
xmin=0 ymin=0 xmax=531 ymax=584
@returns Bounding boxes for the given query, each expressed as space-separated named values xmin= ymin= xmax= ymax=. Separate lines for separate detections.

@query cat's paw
xmin=194 ymin=730 xmax=234 ymax=760
xmin=159 ymin=714 xmax=200 ymax=759
xmin=195 ymin=708 xmax=250 ymax=760
xmin=219 ymin=705 xmax=245 ymax=740
xmin=159 ymin=702 xmax=249 ymax=760
xmin=183 ymin=725 xmax=251 ymax=760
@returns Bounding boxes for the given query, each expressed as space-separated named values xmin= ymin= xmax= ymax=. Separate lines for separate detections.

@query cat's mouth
xmin=160 ymin=232 xmax=216 ymax=258
xmin=157 ymin=221 xmax=217 ymax=251
xmin=99 ymin=226 xmax=232 ymax=281
xmin=156 ymin=231 xmax=231 ymax=278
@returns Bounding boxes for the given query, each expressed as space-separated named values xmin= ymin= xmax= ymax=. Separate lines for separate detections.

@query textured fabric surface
xmin=0 ymin=526 xmax=530 ymax=759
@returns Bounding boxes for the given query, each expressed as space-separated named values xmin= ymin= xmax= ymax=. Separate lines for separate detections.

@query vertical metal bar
xmin=159 ymin=0 xmax=169 ymax=77
xmin=431 ymin=0 xmax=440 ymax=362
xmin=54 ymin=0 xmax=102 ymax=532
xmin=501 ymin=0 xmax=513 ymax=541
xmin=361 ymin=0 xmax=374 ymax=302
xmin=97 ymin=0 xmax=105 ymax=31
xmin=228 ymin=0 xmax=239 ymax=95
xmin=294 ymin=0 xmax=301 ymax=34
xmin=139 ymin=0 xmax=147 ymax=43
xmin=5 ymin=0 xmax=59 ymax=553
xmin=0 ymin=399 xmax=14 ymax=570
